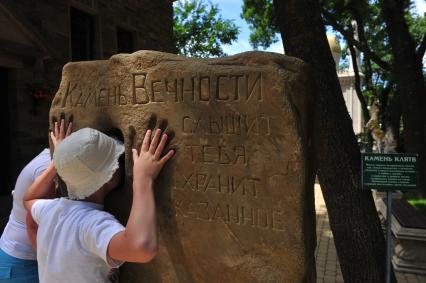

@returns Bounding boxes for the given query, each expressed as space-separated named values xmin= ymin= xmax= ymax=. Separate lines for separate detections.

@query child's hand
xmin=50 ymin=119 xmax=73 ymax=149
xmin=132 ymin=129 xmax=174 ymax=183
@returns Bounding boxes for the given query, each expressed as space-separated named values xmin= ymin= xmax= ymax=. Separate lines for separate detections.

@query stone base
xmin=393 ymin=254 xmax=426 ymax=275
xmin=392 ymin=232 xmax=426 ymax=275
xmin=377 ymin=198 xmax=426 ymax=275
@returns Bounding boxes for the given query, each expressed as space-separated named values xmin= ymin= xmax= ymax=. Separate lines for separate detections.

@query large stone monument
xmin=49 ymin=51 xmax=316 ymax=282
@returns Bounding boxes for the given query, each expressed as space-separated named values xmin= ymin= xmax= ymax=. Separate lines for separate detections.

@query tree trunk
xmin=273 ymin=0 xmax=394 ymax=282
xmin=379 ymin=0 xmax=426 ymax=192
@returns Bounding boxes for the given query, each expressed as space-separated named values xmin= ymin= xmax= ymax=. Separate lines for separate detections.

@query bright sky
xmin=210 ymin=0 xmax=426 ymax=55
xmin=213 ymin=0 xmax=284 ymax=55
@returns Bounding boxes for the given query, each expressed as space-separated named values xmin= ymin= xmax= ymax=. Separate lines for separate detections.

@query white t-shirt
xmin=31 ymin=198 xmax=125 ymax=283
xmin=0 ymin=148 xmax=50 ymax=260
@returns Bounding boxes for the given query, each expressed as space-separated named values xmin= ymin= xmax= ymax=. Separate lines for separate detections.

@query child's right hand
xmin=109 ymin=128 xmax=170 ymax=263
xmin=132 ymin=129 xmax=174 ymax=184
xmin=50 ymin=118 xmax=73 ymax=149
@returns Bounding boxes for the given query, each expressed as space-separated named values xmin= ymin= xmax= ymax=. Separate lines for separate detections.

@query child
xmin=23 ymin=127 xmax=174 ymax=283
xmin=0 ymin=119 xmax=71 ymax=282
xmin=0 ymin=149 xmax=49 ymax=283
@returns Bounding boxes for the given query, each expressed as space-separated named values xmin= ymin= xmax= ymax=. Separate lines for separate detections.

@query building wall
xmin=0 ymin=0 xmax=174 ymax=193
xmin=338 ymin=72 xmax=364 ymax=135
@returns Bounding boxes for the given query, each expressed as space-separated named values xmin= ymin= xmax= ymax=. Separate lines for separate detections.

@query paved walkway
xmin=315 ymin=185 xmax=426 ymax=283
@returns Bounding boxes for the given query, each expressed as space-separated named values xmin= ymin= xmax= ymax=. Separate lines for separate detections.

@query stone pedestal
xmin=377 ymin=198 xmax=426 ymax=274
xmin=393 ymin=237 xmax=426 ymax=274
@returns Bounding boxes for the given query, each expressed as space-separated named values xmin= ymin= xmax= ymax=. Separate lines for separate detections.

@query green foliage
xmin=319 ymin=1 xmax=426 ymax=150
xmin=241 ymin=0 xmax=424 ymax=73
xmin=240 ymin=0 xmax=425 ymax=84
xmin=241 ymin=0 xmax=425 ymax=151
xmin=407 ymin=9 xmax=426 ymax=44
xmin=173 ymin=0 xmax=239 ymax=58
xmin=241 ymin=0 xmax=278 ymax=49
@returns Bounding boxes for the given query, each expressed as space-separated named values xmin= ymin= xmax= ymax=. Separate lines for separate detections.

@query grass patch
xmin=407 ymin=199 xmax=426 ymax=218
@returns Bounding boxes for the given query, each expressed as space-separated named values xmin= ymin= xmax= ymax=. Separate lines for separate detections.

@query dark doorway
xmin=0 ymin=67 xmax=12 ymax=195
xmin=70 ymin=7 xmax=95 ymax=61
xmin=117 ymin=27 xmax=134 ymax=54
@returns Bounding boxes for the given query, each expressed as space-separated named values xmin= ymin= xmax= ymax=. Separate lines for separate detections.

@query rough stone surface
xmin=50 ymin=50 xmax=316 ymax=283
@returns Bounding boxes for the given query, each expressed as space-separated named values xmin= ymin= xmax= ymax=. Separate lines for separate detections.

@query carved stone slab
xmin=50 ymin=51 xmax=316 ymax=283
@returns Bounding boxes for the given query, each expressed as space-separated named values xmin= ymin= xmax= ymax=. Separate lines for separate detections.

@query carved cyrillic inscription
xmin=59 ymin=72 xmax=263 ymax=108
xmin=173 ymin=198 xmax=285 ymax=232
xmin=184 ymin=144 xmax=247 ymax=165
xmin=175 ymin=172 xmax=260 ymax=198
xmin=182 ymin=113 xmax=272 ymax=136
xmin=61 ymin=82 xmax=127 ymax=108
xmin=58 ymin=69 xmax=290 ymax=234
xmin=132 ymin=73 xmax=149 ymax=104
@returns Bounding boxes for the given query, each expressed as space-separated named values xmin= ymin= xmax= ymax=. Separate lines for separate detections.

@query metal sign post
xmin=385 ymin=191 xmax=392 ymax=283
xmin=361 ymin=153 xmax=419 ymax=283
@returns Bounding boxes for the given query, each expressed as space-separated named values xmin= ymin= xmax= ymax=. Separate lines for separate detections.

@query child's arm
xmin=108 ymin=128 xmax=174 ymax=263
xmin=23 ymin=163 xmax=57 ymax=211
xmin=26 ymin=211 xmax=38 ymax=250
xmin=23 ymin=119 xmax=72 ymax=212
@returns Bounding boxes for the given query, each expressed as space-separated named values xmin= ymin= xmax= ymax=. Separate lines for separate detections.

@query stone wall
xmin=0 ymin=0 xmax=174 ymax=192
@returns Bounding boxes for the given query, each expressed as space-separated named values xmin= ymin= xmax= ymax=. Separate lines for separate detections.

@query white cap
xmin=53 ymin=128 xmax=125 ymax=200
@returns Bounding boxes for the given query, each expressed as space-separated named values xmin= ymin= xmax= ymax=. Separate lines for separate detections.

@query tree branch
xmin=348 ymin=2 xmax=375 ymax=91
xmin=348 ymin=43 xmax=370 ymax=124
xmin=322 ymin=10 xmax=391 ymax=70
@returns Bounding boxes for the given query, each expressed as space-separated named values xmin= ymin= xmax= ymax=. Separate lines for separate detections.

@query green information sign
xmin=362 ymin=153 xmax=419 ymax=191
